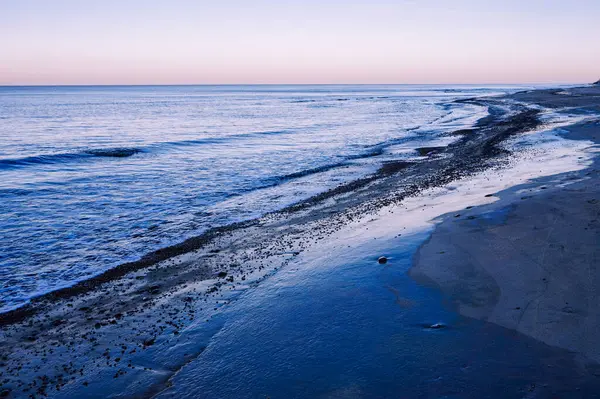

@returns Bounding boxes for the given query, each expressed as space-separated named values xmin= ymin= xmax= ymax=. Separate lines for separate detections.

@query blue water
xmin=155 ymin=231 xmax=600 ymax=399
xmin=0 ymin=84 xmax=533 ymax=312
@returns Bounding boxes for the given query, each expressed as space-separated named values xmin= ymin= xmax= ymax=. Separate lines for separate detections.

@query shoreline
xmin=0 ymin=96 xmax=539 ymax=327
xmin=1 ymin=85 xmax=599 ymax=397
xmin=153 ymin=86 xmax=600 ymax=398
xmin=410 ymin=89 xmax=600 ymax=363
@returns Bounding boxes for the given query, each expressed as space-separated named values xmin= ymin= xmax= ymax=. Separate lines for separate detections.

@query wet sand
xmin=155 ymin=227 xmax=600 ymax=399
xmin=411 ymin=89 xmax=600 ymax=364
xmin=1 ymin=86 xmax=599 ymax=398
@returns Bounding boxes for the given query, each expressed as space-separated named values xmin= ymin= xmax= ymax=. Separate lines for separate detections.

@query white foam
xmin=309 ymin=111 xmax=597 ymax=253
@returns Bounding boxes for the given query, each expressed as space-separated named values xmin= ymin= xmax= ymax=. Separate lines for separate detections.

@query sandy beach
xmin=412 ymin=87 xmax=600 ymax=362
xmin=1 ymin=85 xmax=600 ymax=398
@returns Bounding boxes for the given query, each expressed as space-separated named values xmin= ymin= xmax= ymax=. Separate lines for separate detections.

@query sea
xmin=0 ymin=84 xmax=540 ymax=313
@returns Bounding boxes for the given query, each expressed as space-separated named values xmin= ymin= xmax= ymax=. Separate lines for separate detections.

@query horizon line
xmin=0 ymin=81 xmax=589 ymax=88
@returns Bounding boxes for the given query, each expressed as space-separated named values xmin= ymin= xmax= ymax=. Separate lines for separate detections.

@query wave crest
xmin=0 ymin=147 xmax=143 ymax=170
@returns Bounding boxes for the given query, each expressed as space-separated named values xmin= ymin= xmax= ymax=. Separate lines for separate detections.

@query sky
xmin=1 ymin=0 xmax=599 ymax=85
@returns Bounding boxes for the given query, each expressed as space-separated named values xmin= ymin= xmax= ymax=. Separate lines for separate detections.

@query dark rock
xmin=378 ymin=256 xmax=388 ymax=264
xmin=51 ymin=318 xmax=65 ymax=327
xmin=148 ymin=285 xmax=161 ymax=294
xmin=593 ymin=79 xmax=600 ymax=86
xmin=377 ymin=161 xmax=412 ymax=176
xmin=415 ymin=147 xmax=445 ymax=156
xmin=217 ymin=271 xmax=227 ymax=278
xmin=428 ymin=323 xmax=445 ymax=329
xmin=449 ymin=128 xmax=477 ymax=136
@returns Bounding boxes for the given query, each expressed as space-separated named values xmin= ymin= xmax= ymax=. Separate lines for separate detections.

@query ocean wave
xmin=84 ymin=148 xmax=142 ymax=157
xmin=346 ymin=147 xmax=385 ymax=159
xmin=160 ymin=130 xmax=292 ymax=148
xmin=268 ymin=142 xmax=402 ymax=184
xmin=273 ymin=162 xmax=350 ymax=181
xmin=0 ymin=130 xmax=296 ymax=171
xmin=0 ymin=147 xmax=143 ymax=169
xmin=265 ymin=146 xmax=395 ymax=185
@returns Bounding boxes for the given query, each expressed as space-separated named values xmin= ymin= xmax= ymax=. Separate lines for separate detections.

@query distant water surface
xmin=0 ymin=84 xmax=536 ymax=312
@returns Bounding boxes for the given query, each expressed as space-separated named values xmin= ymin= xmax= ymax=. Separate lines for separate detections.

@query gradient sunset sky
xmin=1 ymin=0 xmax=599 ymax=85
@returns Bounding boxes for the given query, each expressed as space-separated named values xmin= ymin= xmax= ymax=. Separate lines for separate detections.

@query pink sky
xmin=1 ymin=0 xmax=599 ymax=85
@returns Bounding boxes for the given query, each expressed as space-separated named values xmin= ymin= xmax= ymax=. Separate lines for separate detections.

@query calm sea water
xmin=0 ymin=85 xmax=533 ymax=312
